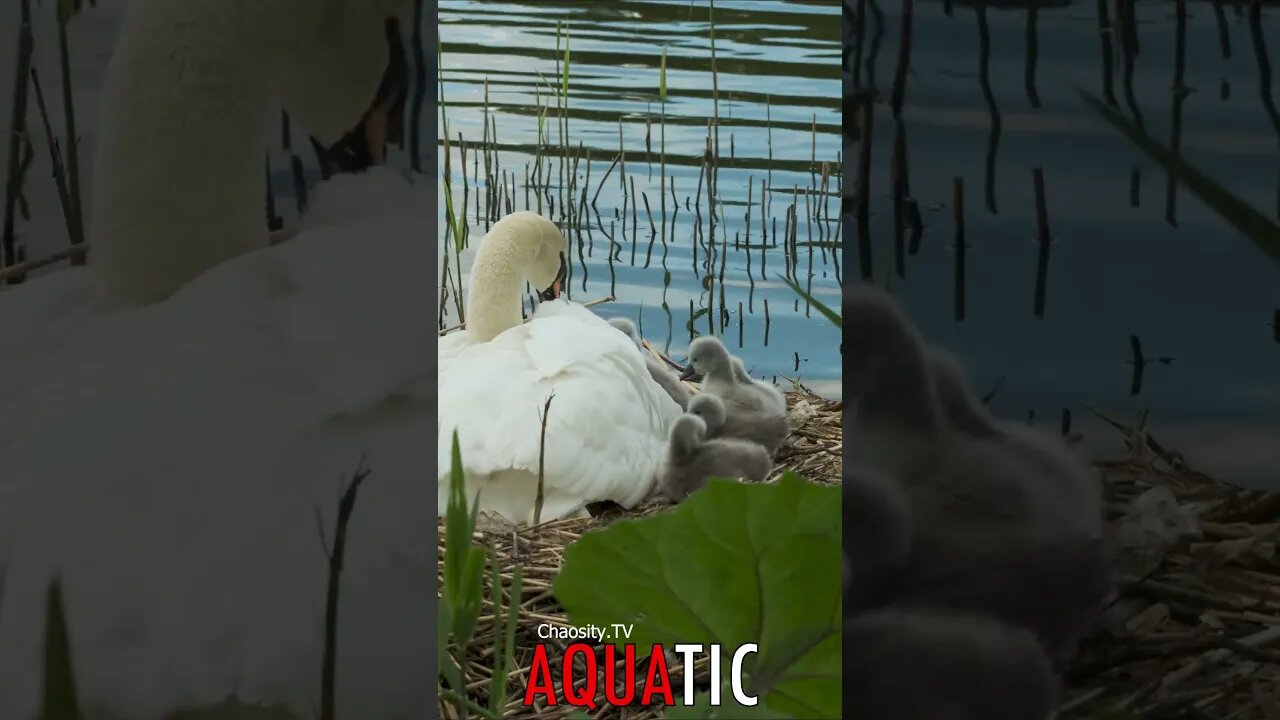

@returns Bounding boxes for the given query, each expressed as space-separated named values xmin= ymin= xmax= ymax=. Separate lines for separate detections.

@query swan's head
xmin=686 ymin=393 xmax=726 ymax=433
xmin=607 ymin=317 xmax=644 ymax=350
xmin=680 ymin=336 xmax=733 ymax=382
xmin=286 ymin=3 xmax=413 ymax=175
xmin=499 ymin=211 xmax=567 ymax=301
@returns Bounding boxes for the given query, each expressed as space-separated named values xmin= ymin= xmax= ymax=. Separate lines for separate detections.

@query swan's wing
xmin=270 ymin=222 xmax=435 ymax=415
xmin=0 ymin=265 xmax=434 ymax=718
xmin=438 ymin=309 xmax=682 ymax=522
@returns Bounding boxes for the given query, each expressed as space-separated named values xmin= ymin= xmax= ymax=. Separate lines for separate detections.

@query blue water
xmin=844 ymin=0 xmax=1280 ymax=484
xmin=439 ymin=0 xmax=843 ymax=397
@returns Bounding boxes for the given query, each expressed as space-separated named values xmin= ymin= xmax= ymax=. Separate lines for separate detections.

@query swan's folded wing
xmin=438 ymin=316 xmax=682 ymax=522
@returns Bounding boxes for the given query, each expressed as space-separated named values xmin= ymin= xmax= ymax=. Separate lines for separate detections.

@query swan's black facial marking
xmin=313 ymin=17 xmax=409 ymax=178
xmin=537 ymin=253 xmax=567 ymax=302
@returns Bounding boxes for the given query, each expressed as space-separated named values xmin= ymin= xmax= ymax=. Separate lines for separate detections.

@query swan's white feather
xmin=438 ymin=299 xmax=681 ymax=524
xmin=0 ymin=171 xmax=434 ymax=720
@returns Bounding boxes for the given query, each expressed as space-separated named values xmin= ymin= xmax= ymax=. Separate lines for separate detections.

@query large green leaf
xmin=1076 ymin=89 xmax=1280 ymax=268
xmin=554 ymin=474 xmax=842 ymax=718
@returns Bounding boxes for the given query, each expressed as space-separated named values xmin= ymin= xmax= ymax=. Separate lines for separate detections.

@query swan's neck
xmin=465 ymin=226 xmax=540 ymax=342
xmin=89 ymin=1 xmax=321 ymax=304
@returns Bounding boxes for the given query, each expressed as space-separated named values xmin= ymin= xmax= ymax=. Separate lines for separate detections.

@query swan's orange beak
xmin=314 ymin=17 xmax=407 ymax=177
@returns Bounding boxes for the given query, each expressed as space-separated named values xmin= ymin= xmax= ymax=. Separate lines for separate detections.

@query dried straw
xmin=1063 ymin=410 xmax=1280 ymax=719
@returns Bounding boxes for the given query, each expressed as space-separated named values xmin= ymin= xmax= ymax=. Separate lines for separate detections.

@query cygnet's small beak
xmin=313 ymin=18 xmax=408 ymax=177
xmin=679 ymin=365 xmax=699 ymax=382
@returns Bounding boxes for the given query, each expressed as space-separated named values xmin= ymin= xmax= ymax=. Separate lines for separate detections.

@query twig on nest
xmin=316 ymin=454 xmax=372 ymax=720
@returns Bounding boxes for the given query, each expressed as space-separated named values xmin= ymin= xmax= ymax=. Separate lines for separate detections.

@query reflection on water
xmin=844 ymin=0 xmax=1280 ymax=485
xmin=439 ymin=0 xmax=842 ymax=395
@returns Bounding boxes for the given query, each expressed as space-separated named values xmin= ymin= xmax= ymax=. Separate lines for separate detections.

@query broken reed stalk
xmin=856 ymin=95 xmax=874 ymax=279
xmin=29 ymin=69 xmax=79 ymax=262
xmin=317 ymin=457 xmax=372 ymax=720
xmin=56 ymin=7 xmax=85 ymax=260
xmin=1096 ymin=0 xmax=1117 ymax=106
xmin=1025 ymin=4 xmax=1041 ymax=108
xmin=2 ymin=0 xmax=34 ymax=280
xmin=409 ymin=0 xmax=427 ymax=172
xmin=1032 ymin=166 xmax=1052 ymax=319
xmin=952 ymin=177 xmax=966 ymax=321
xmin=533 ymin=393 xmax=555 ymax=527
xmin=889 ymin=0 xmax=913 ymax=117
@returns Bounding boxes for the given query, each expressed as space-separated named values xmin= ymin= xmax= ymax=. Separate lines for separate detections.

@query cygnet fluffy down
xmin=730 ymin=357 xmax=788 ymax=415
xmin=656 ymin=414 xmax=772 ymax=503
xmin=844 ymin=608 xmax=1058 ymax=720
xmin=842 ymin=465 xmax=913 ymax=614
xmin=680 ymin=336 xmax=779 ymax=414
xmin=841 ymin=283 xmax=1112 ymax=663
xmin=608 ymin=317 xmax=692 ymax=409
xmin=686 ymin=393 xmax=789 ymax=455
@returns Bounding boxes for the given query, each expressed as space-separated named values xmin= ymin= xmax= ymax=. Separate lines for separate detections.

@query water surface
xmin=844 ymin=0 xmax=1280 ymax=484
xmin=439 ymin=0 xmax=843 ymax=395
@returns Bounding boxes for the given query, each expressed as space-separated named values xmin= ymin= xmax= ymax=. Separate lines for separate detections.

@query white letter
xmin=709 ymin=645 xmax=721 ymax=705
xmin=537 ymin=624 xmax=549 ymax=639
xmin=673 ymin=644 xmax=702 ymax=705
xmin=731 ymin=644 xmax=759 ymax=706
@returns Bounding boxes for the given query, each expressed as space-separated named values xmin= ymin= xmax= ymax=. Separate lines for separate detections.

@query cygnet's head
xmin=668 ymin=414 xmax=707 ymax=458
xmin=680 ymin=336 xmax=733 ymax=381
xmin=686 ymin=393 xmax=726 ymax=433
xmin=842 ymin=284 xmax=929 ymax=399
xmin=608 ymin=317 xmax=644 ymax=350
xmin=287 ymin=3 xmax=414 ymax=175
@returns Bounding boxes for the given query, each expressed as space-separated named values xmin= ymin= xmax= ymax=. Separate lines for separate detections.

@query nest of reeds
xmin=435 ymin=379 xmax=841 ymax=719
xmin=1062 ymin=411 xmax=1280 ymax=719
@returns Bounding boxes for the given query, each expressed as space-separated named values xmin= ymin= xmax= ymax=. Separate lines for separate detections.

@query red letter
xmin=640 ymin=644 xmax=675 ymax=706
xmin=524 ymin=645 xmax=557 ymax=707
xmin=603 ymin=644 xmax=637 ymax=705
xmin=563 ymin=642 xmax=599 ymax=710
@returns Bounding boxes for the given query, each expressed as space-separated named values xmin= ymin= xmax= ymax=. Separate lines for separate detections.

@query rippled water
xmin=438 ymin=0 xmax=843 ymax=396
xmin=844 ymin=0 xmax=1280 ymax=484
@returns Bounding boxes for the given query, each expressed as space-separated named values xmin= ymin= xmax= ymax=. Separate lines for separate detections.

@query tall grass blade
xmin=1077 ymin=88 xmax=1280 ymax=267
xmin=778 ymin=274 xmax=841 ymax=328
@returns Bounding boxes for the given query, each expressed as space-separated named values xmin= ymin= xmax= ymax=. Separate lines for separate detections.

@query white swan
xmin=91 ymin=0 xmax=410 ymax=305
xmin=0 ymin=2 xmax=434 ymax=719
xmin=437 ymin=212 xmax=683 ymax=525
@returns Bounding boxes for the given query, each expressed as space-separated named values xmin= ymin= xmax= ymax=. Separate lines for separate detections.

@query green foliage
xmin=438 ymin=433 xmax=521 ymax=720
xmin=41 ymin=578 xmax=83 ymax=720
xmin=1077 ymin=89 xmax=1280 ymax=268
xmin=554 ymin=473 xmax=842 ymax=719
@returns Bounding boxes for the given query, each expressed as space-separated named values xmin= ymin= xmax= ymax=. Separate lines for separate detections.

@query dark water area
xmin=843 ymin=0 xmax=1280 ymax=485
